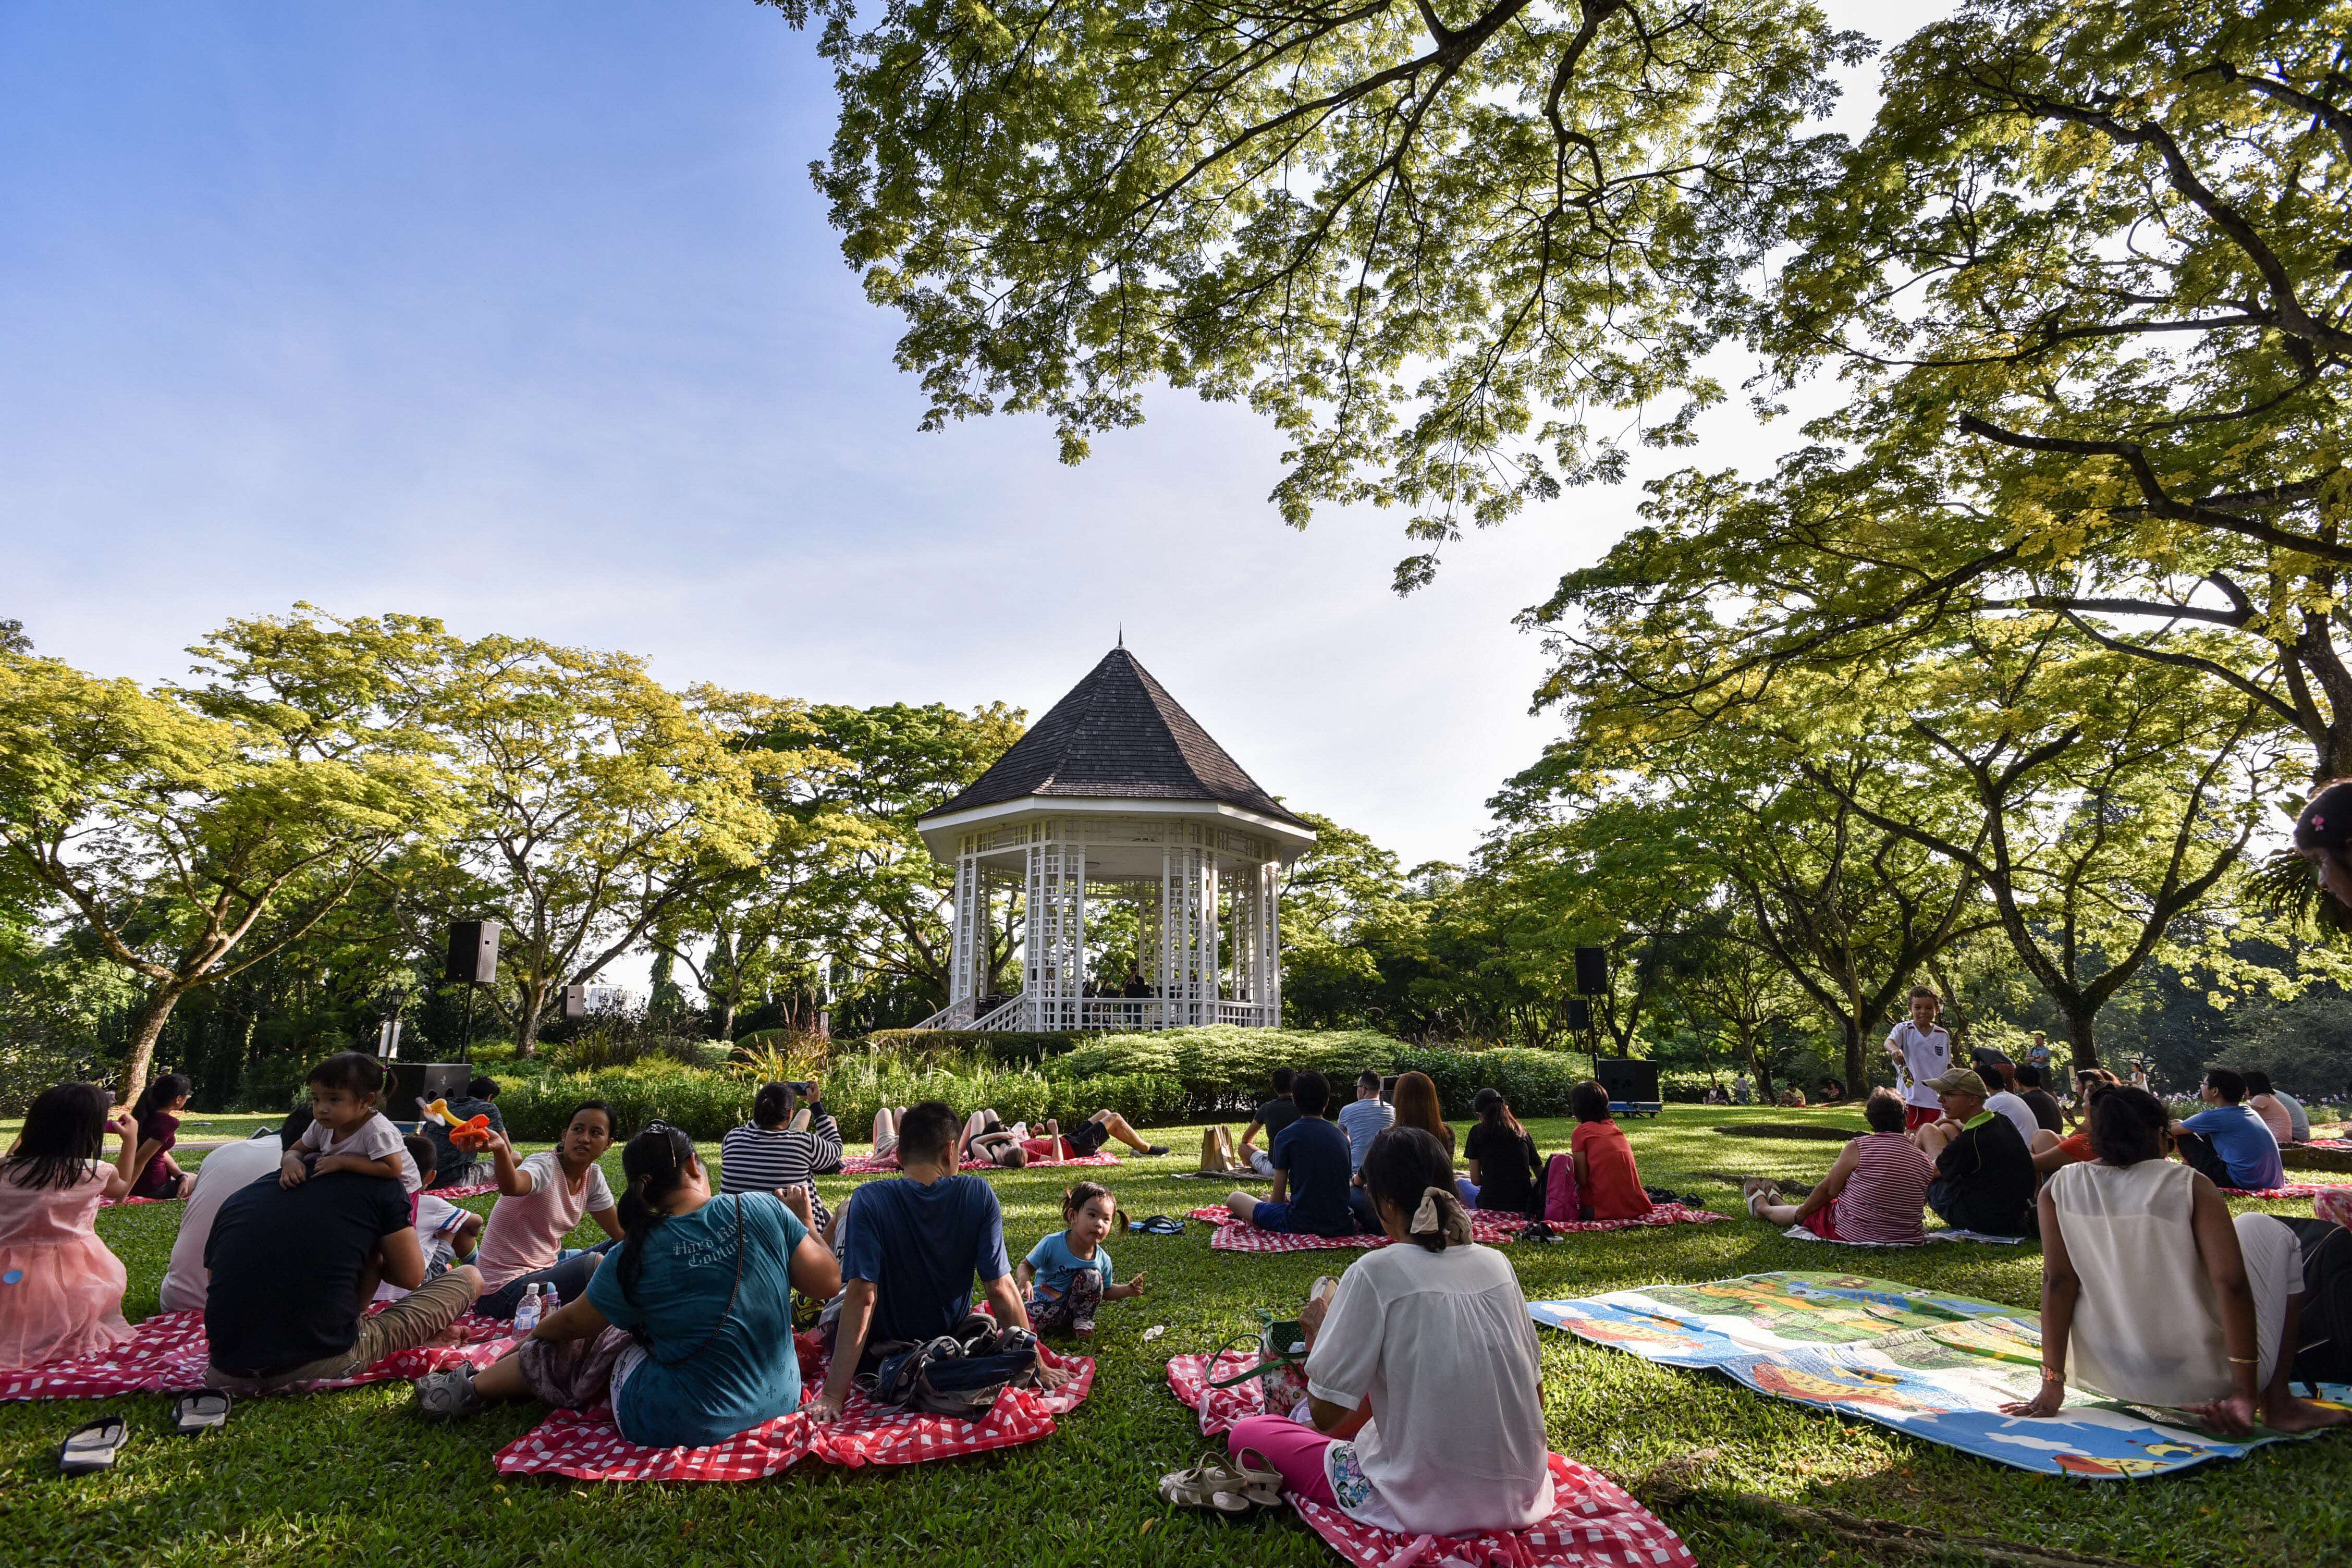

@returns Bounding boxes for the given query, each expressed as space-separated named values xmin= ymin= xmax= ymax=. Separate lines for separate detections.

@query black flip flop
xmin=1130 ymin=1215 xmax=1185 ymax=1236
xmin=58 ymin=1415 xmax=127 ymax=1475
xmin=171 ymin=1390 xmax=230 ymax=1436
xmin=1517 ymin=1221 xmax=1559 ymax=1245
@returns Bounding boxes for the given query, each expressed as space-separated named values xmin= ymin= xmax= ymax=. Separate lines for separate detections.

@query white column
xmin=949 ymin=836 xmax=987 ymax=1023
xmin=1160 ymin=826 xmax=1220 ymax=1027
xmin=1259 ymin=860 xmax=1282 ymax=1026
xmin=1023 ymin=822 xmax=1086 ymax=1032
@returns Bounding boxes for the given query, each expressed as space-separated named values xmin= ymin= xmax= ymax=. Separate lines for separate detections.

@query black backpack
xmin=2284 ymin=1217 xmax=2352 ymax=1388
xmin=868 ymin=1314 xmax=1042 ymax=1422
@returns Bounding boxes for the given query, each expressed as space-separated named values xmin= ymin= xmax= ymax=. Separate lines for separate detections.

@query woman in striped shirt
xmin=717 ymin=1082 xmax=839 ymax=1235
xmin=1745 ymin=1089 xmax=1934 ymax=1245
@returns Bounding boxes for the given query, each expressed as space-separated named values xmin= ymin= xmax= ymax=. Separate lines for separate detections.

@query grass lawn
xmin=4 ymin=1105 xmax=2344 ymax=1566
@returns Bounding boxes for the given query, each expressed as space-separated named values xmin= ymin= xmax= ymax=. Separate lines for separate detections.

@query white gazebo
xmin=912 ymin=647 xmax=1316 ymax=1032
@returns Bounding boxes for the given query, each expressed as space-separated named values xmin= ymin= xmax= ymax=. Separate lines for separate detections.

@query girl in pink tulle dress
xmin=0 ymin=1082 xmax=142 ymax=1369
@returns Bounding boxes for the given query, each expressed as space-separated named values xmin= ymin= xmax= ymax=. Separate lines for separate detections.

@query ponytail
xmin=1472 ymin=1086 xmax=1524 ymax=1140
xmin=616 ymin=1123 xmax=695 ymax=1310
xmin=1361 ymin=1126 xmax=1466 ymax=1252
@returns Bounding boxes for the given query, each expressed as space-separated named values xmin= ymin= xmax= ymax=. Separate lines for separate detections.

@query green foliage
xmin=2212 ymin=993 xmax=2352 ymax=1102
xmin=780 ymin=0 xmax=1863 ymax=585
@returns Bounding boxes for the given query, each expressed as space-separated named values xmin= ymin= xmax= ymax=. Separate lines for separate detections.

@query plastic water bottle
xmin=513 ymin=1283 xmax=543 ymax=1333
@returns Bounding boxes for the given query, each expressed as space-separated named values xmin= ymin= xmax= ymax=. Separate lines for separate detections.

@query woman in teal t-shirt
xmin=411 ymin=1124 xmax=842 ymax=1446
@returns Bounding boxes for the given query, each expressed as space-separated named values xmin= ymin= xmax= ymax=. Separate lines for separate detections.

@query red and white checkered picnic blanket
xmin=835 ymin=1151 xmax=1122 ymax=1175
xmin=99 ymin=1180 xmax=497 ymax=1209
xmin=0 ymin=1308 xmax=518 ymax=1401
xmin=1165 ymin=1353 xmax=1693 ymax=1568
xmin=493 ymin=1332 xmax=1095 ymax=1481
xmin=2218 ymin=1181 xmax=2352 ymax=1198
xmin=1184 ymin=1204 xmax=1726 ymax=1253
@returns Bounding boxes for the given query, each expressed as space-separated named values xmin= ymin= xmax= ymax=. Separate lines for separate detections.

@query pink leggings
xmin=1227 ymin=1413 xmax=1337 ymax=1506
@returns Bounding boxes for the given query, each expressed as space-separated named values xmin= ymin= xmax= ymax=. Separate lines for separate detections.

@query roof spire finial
xmin=1117 ymin=624 xmax=1123 ymax=649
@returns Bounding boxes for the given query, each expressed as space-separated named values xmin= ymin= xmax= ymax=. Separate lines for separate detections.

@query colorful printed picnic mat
xmin=1529 ymin=1271 xmax=2351 ymax=1478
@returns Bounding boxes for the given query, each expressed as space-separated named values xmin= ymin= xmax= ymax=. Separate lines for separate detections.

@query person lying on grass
xmin=0 ymin=1082 xmax=140 ymax=1370
xmin=964 ymin=1108 xmax=1168 ymax=1167
xmin=1018 ymin=1181 xmax=1147 ymax=1337
xmin=2002 ymin=1085 xmax=2347 ymax=1438
xmin=1569 ymin=1080 xmax=1648 ymax=1222
xmin=1224 ymin=1126 xmax=1555 ymax=1538
xmin=203 ymin=1146 xmax=484 ymax=1394
xmin=816 ymin=1100 xmax=1070 ymax=1422
xmin=1745 ymin=1089 xmax=1933 ymax=1245
xmin=472 ymin=1101 xmax=624 ymax=1320
xmin=414 ymin=1122 xmax=840 ymax=1443
xmin=1908 ymin=1068 xmax=2037 ymax=1238
xmin=1226 ymin=1070 xmax=1371 ymax=1236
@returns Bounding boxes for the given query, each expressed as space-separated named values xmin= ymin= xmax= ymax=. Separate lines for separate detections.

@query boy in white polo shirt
xmin=1884 ymin=985 xmax=1953 ymax=1133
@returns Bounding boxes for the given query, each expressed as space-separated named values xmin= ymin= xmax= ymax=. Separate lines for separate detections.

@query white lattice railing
xmin=971 ymin=995 xmax=1028 ymax=1032
xmin=912 ymin=993 xmax=1280 ymax=1031
xmin=909 ymin=996 xmax=979 ymax=1031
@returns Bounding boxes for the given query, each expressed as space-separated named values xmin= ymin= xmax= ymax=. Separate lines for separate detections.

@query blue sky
xmin=0 ymin=1 xmax=1943 ymax=871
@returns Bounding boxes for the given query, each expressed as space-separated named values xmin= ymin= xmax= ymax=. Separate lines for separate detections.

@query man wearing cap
xmin=1908 ymin=1068 xmax=2037 ymax=1238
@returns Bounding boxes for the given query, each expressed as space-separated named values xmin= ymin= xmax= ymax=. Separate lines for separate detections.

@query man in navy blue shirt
xmin=812 ymin=1100 xmax=1065 ymax=1420
xmin=1224 ymin=1070 xmax=1368 ymax=1235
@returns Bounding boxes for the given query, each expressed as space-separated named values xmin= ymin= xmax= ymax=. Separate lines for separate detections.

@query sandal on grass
xmin=170 ymin=1391 xmax=230 ymax=1436
xmin=58 ymin=1415 xmax=127 ymax=1476
xmin=1159 ymin=1449 xmax=1285 ymax=1512
xmin=1130 ymin=1215 xmax=1186 ymax=1236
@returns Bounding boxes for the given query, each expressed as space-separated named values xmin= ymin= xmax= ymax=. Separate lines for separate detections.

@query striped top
xmin=717 ymin=1122 xmax=839 ymax=1233
xmin=1827 ymin=1132 xmax=1934 ymax=1244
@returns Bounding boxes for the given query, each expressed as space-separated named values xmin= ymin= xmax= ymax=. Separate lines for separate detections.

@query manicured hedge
xmin=493 ymin=1027 xmax=1606 ymax=1143
xmin=862 ymin=1029 xmax=1094 ymax=1064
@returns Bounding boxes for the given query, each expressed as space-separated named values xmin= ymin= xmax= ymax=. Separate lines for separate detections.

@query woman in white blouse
xmin=1223 ymin=1125 xmax=1555 ymax=1537
xmin=2002 ymin=1084 xmax=2344 ymax=1436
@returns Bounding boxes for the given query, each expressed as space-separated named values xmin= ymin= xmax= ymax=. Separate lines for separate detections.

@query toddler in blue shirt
xmin=1019 ymin=1181 xmax=1149 ymax=1335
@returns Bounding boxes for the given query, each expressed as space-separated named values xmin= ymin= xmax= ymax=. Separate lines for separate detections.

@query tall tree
xmin=768 ymin=701 xmax=1027 ymax=1019
xmin=396 ymin=638 xmax=780 ymax=1056
xmin=1538 ymin=0 xmax=2352 ymax=782
xmin=780 ymin=0 xmax=1860 ymax=585
xmin=0 ymin=610 xmax=460 ymax=1101
xmin=1794 ymin=626 xmax=2282 ymax=1065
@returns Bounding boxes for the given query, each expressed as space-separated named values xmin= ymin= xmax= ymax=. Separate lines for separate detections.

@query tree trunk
xmin=116 ymin=982 xmax=190 ymax=1106
xmin=716 ymin=996 xmax=738 ymax=1043
xmin=2061 ymin=1005 xmax=2100 ymax=1072
xmin=514 ymin=978 xmax=550 ymax=1058
xmin=1841 ymin=1015 xmax=1866 ymax=1097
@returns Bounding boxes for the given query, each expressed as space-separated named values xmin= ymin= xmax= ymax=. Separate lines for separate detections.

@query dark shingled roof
xmin=922 ymin=648 xmax=1309 ymax=828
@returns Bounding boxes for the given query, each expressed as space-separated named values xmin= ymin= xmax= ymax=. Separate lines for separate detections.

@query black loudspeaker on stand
xmin=1574 ymin=946 xmax=1609 ymax=998
xmin=443 ymin=921 xmax=501 ymax=1064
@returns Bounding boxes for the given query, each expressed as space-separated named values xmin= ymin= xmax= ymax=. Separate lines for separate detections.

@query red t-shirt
xmin=1572 ymin=1120 xmax=1648 ymax=1220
